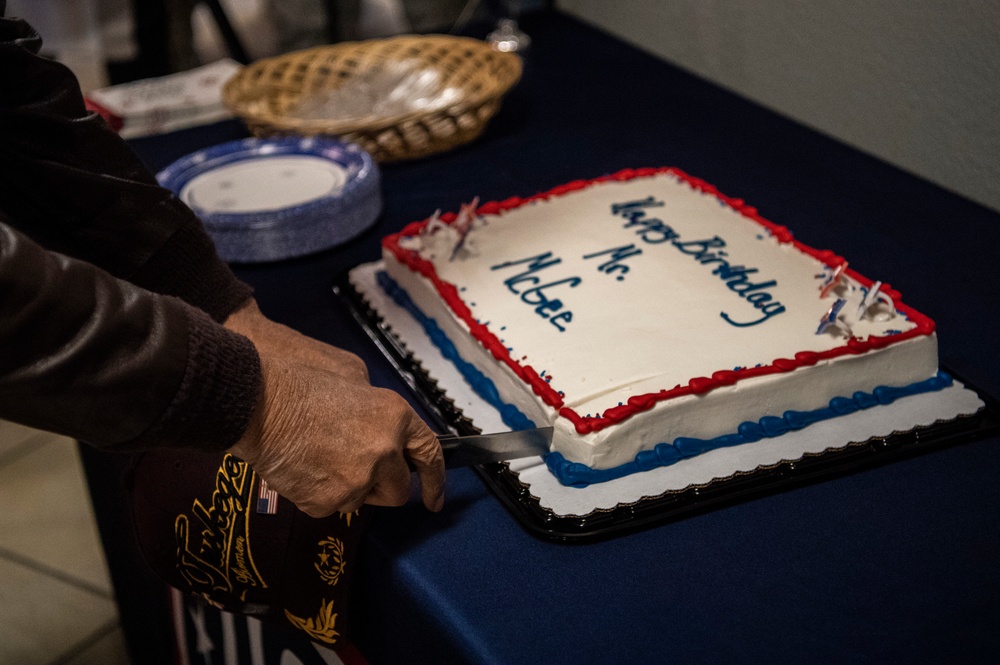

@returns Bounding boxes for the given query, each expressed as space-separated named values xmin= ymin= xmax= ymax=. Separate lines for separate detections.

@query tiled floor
xmin=0 ymin=420 xmax=130 ymax=665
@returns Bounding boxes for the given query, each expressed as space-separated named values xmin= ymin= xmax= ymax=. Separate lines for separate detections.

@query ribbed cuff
xmin=130 ymin=304 xmax=262 ymax=451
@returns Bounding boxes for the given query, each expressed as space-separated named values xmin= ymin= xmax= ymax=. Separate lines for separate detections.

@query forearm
xmin=0 ymin=222 xmax=261 ymax=451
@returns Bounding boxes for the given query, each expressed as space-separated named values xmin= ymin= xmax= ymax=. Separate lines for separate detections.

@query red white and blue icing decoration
xmin=856 ymin=281 xmax=895 ymax=320
xmin=544 ymin=372 xmax=951 ymax=486
xmin=377 ymin=268 xmax=949 ymax=486
xmin=819 ymin=262 xmax=847 ymax=299
xmin=449 ymin=197 xmax=481 ymax=261
xmin=380 ymin=168 xmax=941 ymax=485
xmin=816 ymin=298 xmax=848 ymax=336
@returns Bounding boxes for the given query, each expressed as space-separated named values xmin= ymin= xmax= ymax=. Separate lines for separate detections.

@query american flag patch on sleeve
xmin=256 ymin=477 xmax=279 ymax=515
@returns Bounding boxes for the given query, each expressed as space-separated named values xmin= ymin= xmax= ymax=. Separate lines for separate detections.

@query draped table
xmin=122 ymin=11 xmax=1000 ymax=664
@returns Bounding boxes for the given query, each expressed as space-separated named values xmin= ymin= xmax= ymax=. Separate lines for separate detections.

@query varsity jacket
xmin=0 ymin=4 xmax=261 ymax=451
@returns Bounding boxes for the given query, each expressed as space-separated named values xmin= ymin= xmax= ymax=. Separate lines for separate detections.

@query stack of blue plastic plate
xmin=157 ymin=136 xmax=382 ymax=263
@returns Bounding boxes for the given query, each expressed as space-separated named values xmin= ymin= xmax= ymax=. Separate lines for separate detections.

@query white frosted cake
xmin=378 ymin=168 xmax=946 ymax=486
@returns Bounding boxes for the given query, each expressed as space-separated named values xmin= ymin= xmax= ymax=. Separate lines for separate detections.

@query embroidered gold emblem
xmin=174 ymin=455 xmax=267 ymax=600
xmin=285 ymin=599 xmax=339 ymax=644
xmin=339 ymin=510 xmax=358 ymax=527
xmin=315 ymin=537 xmax=346 ymax=586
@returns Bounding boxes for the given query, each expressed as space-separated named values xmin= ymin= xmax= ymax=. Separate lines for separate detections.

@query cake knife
xmin=435 ymin=427 xmax=553 ymax=468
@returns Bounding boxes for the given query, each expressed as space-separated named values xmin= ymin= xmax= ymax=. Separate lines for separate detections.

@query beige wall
xmin=558 ymin=0 xmax=1000 ymax=213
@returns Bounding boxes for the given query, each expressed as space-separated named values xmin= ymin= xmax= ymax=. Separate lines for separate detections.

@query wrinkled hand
xmin=225 ymin=299 xmax=369 ymax=384
xmin=225 ymin=300 xmax=445 ymax=517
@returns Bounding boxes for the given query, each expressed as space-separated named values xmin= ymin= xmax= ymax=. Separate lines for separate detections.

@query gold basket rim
xmin=222 ymin=34 xmax=523 ymax=136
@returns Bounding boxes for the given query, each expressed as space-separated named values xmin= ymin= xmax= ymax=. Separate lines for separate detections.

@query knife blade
xmin=436 ymin=427 xmax=553 ymax=468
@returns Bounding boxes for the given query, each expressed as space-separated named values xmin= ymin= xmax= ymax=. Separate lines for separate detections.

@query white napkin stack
xmin=84 ymin=59 xmax=242 ymax=139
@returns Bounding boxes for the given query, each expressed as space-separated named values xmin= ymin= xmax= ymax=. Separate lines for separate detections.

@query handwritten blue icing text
xmin=490 ymin=252 xmax=578 ymax=331
xmin=612 ymin=197 xmax=787 ymax=327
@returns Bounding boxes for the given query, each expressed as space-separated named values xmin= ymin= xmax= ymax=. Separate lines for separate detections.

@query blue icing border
xmin=546 ymin=371 xmax=953 ymax=487
xmin=377 ymin=271 xmax=536 ymax=431
xmin=377 ymin=271 xmax=952 ymax=488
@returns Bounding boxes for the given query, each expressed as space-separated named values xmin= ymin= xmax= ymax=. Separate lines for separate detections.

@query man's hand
xmin=225 ymin=300 xmax=445 ymax=517
xmin=225 ymin=299 xmax=369 ymax=384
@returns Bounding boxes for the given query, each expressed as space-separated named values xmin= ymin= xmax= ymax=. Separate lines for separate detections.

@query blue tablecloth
xmin=130 ymin=11 xmax=1000 ymax=663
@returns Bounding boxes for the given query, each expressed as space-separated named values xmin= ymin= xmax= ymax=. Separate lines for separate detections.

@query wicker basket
xmin=222 ymin=35 xmax=522 ymax=163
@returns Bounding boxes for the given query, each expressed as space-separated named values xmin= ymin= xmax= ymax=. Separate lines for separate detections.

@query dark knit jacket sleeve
xmin=0 ymin=6 xmax=262 ymax=451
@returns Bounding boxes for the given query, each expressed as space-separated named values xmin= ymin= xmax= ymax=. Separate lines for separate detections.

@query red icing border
xmin=383 ymin=167 xmax=936 ymax=436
